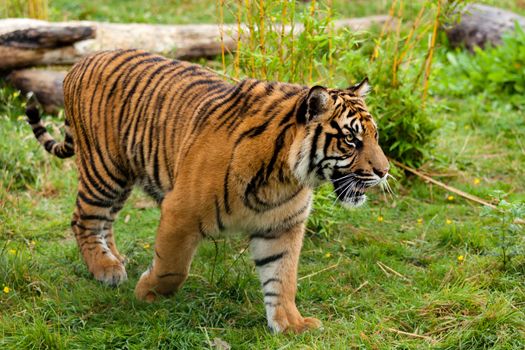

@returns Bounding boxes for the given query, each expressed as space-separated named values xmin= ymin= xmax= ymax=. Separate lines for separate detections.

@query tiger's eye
xmin=345 ymin=134 xmax=354 ymax=145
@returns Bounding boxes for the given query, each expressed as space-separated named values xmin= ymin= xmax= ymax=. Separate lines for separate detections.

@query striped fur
xmin=27 ymin=49 xmax=389 ymax=333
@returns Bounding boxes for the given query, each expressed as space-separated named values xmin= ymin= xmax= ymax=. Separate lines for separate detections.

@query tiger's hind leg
xmin=71 ymin=181 xmax=131 ymax=286
xmin=103 ymin=187 xmax=133 ymax=264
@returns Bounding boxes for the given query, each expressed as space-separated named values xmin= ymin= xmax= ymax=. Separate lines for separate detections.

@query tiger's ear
xmin=348 ymin=77 xmax=370 ymax=97
xmin=300 ymin=86 xmax=331 ymax=123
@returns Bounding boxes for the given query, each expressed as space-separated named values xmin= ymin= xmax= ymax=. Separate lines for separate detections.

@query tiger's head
xmin=290 ymin=78 xmax=389 ymax=207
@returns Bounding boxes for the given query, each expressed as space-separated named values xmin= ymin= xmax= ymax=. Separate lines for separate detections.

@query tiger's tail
xmin=25 ymin=95 xmax=75 ymax=159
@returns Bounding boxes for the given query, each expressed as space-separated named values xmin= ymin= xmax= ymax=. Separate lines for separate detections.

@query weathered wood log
xmin=0 ymin=25 xmax=95 ymax=49
xmin=446 ymin=3 xmax=525 ymax=51
xmin=0 ymin=25 xmax=95 ymax=70
xmin=0 ymin=15 xmax=393 ymax=70
xmin=8 ymin=69 xmax=66 ymax=114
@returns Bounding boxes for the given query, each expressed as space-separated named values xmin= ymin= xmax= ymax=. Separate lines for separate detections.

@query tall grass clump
xmin=3 ymin=0 xmax=48 ymax=19
xmin=0 ymin=86 xmax=49 ymax=191
xmin=218 ymin=0 xmax=459 ymax=167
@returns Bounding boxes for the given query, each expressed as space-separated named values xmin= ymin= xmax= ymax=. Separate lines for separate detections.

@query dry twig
xmin=386 ymin=327 xmax=436 ymax=343
xmin=377 ymin=261 xmax=410 ymax=281
xmin=390 ymin=159 xmax=525 ymax=224
xmin=298 ymin=261 xmax=340 ymax=281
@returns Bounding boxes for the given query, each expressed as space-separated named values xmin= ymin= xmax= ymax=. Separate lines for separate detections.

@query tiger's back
xmin=63 ymin=49 xmax=232 ymax=201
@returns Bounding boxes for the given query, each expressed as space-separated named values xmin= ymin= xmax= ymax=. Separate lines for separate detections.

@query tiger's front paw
xmin=135 ymin=268 xmax=186 ymax=302
xmin=272 ymin=316 xmax=322 ymax=334
xmin=90 ymin=256 xmax=127 ymax=286
xmin=135 ymin=270 xmax=158 ymax=302
xmin=268 ymin=303 xmax=322 ymax=334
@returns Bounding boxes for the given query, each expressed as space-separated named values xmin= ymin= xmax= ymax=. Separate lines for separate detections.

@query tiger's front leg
xmin=250 ymin=223 xmax=321 ymax=333
xmin=135 ymin=194 xmax=202 ymax=302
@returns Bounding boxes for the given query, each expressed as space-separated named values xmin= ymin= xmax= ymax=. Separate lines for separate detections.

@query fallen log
xmin=0 ymin=15 xmax=393 ymax=70
xmin=446 ymin=3 xmax=525 ymax=51
xmin=0 ymin=25 xmax=95 ymax=70
xmin=8 ymin=69 xmax=66 ymax=114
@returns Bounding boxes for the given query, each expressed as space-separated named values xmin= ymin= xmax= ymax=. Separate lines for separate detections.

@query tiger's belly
xmin=223 ymin=186 xmax=313 ymax=238
xmin=126 ymin=141 xmax=175 ymax=204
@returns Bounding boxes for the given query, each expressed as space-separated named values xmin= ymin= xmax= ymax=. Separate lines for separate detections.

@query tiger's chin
xmin=339 ymin=193 xmax=367 ymax=208
xmin=331 ymin=179 xmax=368 ymax=209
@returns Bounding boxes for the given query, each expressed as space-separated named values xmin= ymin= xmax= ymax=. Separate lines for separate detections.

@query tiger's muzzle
xmin=330 ymin=172 xmax=387 ymax=208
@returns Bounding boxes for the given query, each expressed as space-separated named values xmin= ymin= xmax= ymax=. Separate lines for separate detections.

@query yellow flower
xmin=8 ymin=249 xmax=16 ymax=255
xmin=417 ymin=218 xmax=423 ymax=224
xmin=377 ymin=216 xmax=384 ymax=223
xmin=457 ymin=255 xmax=464 ymax=262
xmin=446 ymin=219 xmax=452 ymax=225
xmin=473 ymin=178 xmax=481 ymax=185
xmin=143 ymin=243 xmax=150 ymax=249
xmin=324 ymin=252 xmax=332 ymax=258
xmin=447 ymin=195 xmax=454 ymax=201
xmin=3 ymin=286 xmax=10 ymax=294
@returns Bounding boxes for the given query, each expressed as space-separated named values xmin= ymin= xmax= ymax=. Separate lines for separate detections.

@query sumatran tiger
xmin=26 ymin=49 xmax=389 ymax=333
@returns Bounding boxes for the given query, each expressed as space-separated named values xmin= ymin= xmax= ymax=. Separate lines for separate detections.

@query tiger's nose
xmin=373 ymin=166 xmax=389 ymax=178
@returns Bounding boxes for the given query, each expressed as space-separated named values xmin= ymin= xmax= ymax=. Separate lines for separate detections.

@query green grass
xmin=2 ymin=0 xmax=525 ymax=349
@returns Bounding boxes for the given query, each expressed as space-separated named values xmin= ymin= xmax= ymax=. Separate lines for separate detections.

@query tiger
xmin=26 ymin=49 xmax=389 ymax=333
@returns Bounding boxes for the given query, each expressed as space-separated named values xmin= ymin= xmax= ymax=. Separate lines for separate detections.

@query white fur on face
xmin=340 ymin=194 xmax=367 ymax=208
xmin=291 ymin=130 xmax=321 ymax=187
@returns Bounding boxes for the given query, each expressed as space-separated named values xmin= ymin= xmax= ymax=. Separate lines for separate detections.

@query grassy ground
xmin=2 ymin=1 xmax=525 ymax=349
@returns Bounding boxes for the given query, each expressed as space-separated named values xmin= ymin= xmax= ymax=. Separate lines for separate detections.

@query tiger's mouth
xmin=330 ymin=176 xmax=369 ymax=208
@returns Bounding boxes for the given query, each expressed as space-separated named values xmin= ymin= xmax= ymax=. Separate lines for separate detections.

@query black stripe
xmin=264 ymin=292 xmax=280 ymax=297
xmin=308 ymin=124 xmax=323 ymax=172
xmin=234 ymin=119 xmax=272 ymax=146
xmin=64 ymin=134 xmax=74 ymax=144
xmin=278 ymin=106 xmax=298 ymax=127
xmin=214 ymin=80 xmax=263 ymax=131
xmin=77 ymin=190 xmax=113 ymax=208
xmin=190 ymin=81 xmax=240 ymax=130
xmin=264 ymin=302 xmax=281 ymax=307
xmin=74 ymin=223 xmax=99 ymax=231
xmin=198 ymin=220 xmax=208 ymax=238
xmin=80 ymin=240 xmax=104 ymax=248
xmin=79 ymin=214 xmax=113 ymax=221
xmin=250 ymin=233 xmax=278 ymax=240
xmin=214 ymin=197 xmax=225 ymax=231
xmin=157 ymin=272 xmax=184 ymax=278
xmin=264 ymin=124 xmax=292 ymax=181
xmin=223 ymin=163 xmax=232 ymax=214
xmin=44 ymin=140 xmax=55 ymax=152
xmin=78 ymin=156 xmax=120 ymax=200
xmin=296 ymin=94 xmax=308 ymax=124
xmin=32 ymin=126 xmax=47 ymax=138
xmin=254 ymin=252 xmax=286 ymax=267
xmin=263 ymin=278 xmax=281 ymax=287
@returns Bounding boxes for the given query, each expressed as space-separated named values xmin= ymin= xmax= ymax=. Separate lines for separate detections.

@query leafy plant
xmin=482 ymin=192 xmax=525 ymax=269
xmin=437 ymin=23 xmax=525 ymax=107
